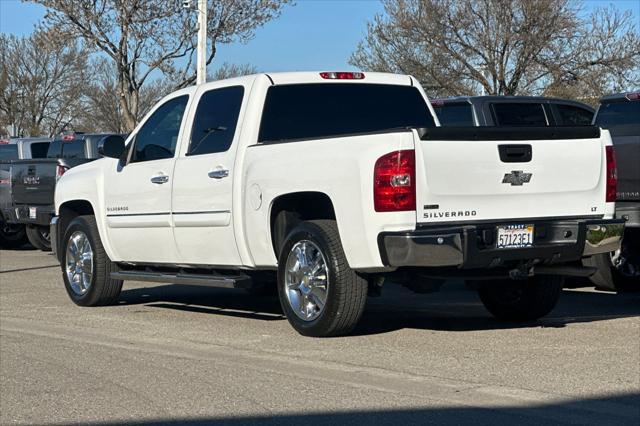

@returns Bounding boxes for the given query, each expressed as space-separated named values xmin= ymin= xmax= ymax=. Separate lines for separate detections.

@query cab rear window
xmin=258 ymin=83 xmax=435 ymax=142
xmin=595 ymin=101 xmax=640 ymax=137
xmin=47 ymin=140 xmax=88 ymax=159
xmin=432 ymin=103 xmax=474 ymax=126
xmin=492 ymin=103 xmax=548 ymax=126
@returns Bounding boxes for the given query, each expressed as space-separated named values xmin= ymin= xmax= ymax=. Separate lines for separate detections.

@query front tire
xmin=277 ymin=220 xmax=367 ymax=337
xmin=61 ymin=215 xmax=122 ymax=306
xmin=26 ymin=225 xmax=51 ymax=251
xmin=478 ymin=275 xmax=563 ymax=321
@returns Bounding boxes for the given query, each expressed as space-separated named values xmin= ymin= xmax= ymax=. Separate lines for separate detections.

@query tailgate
xmin=416 ymin=127 xmax=607 ymax=224
xmin=11 ymin=160 xmax=58 ymax=205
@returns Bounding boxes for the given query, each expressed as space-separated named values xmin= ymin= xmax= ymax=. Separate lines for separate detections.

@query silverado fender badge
xmin=502 ymin=170 xmax=532 ymax=186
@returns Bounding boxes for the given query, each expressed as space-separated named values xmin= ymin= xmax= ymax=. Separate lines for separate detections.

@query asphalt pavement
xmin=1 ymin=248 xmax=639 ymax=425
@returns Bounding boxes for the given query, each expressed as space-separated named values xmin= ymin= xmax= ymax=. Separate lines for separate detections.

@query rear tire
xmin=61 ymin=215 xmax=122 ymax=306
xmin=479 ymin=275 xmax=563 ymax=321
xmin=0 ymin=221 xmax=28 ymax=249
xmin=584 ymin=233 xmax=640 ymax=292
xmin=26 ymin=225 xmax=51 ymax=251
xmin=277 ymin=220 xmax=367 ymax=337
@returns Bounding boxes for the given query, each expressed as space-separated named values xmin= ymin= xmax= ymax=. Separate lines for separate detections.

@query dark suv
xmin=431 ymin=96 xmax=594 ymax=127
xmin=585 ymin=92 xmax=640 ymax=290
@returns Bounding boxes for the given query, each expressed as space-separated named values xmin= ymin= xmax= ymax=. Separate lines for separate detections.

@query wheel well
xmin=59 ymin=200 xmax=95 ymax=236
xmin=270 ymin=192 xmax=336 ymax=257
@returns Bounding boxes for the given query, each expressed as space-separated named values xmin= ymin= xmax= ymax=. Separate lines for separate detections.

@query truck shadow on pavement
xmin=117 ymin=281 xmax=640 ymax=336
xmin=59 ymin=392 xmax=640 ymax=426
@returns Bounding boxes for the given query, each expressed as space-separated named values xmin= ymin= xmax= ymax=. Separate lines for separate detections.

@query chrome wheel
xmin=65 ymin=231 xmax=94 ymax=296
xmin=284 ymin=240 xmax=329 ymax=321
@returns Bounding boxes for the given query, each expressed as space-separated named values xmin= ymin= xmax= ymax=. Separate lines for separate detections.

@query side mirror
xmin=97 ymin=135 xmax=125 ymax=159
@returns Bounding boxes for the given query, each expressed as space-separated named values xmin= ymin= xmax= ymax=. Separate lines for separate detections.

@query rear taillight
xmin=605 ymin=145 xmax=617 ymax=203
xmin=56 ymin=164 xmax=69 ymax=179
xmin=374 ymin=150 xmax=416 ymax=212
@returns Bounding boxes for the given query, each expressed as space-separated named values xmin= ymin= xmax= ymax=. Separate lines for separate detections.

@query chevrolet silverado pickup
xmin=51 ymin=72 xmax=623 ymax=337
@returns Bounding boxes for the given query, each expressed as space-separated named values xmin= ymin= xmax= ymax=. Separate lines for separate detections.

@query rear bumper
xmin=12 ymin=204 xmax=54 ymax=226
xmin=616 ymin=202 xmax=640 ymax=228
xmin=379 ymin=218 xmax=625 ymax=269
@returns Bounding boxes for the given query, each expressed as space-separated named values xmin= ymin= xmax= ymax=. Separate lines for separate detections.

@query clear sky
xmin=1 ymin=0 xmax=638 ymax=72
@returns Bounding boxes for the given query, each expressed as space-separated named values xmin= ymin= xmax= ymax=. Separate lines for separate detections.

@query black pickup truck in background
xmin=9 ymin=134 xmax=120 ymax=250
xmin=431 ymin=96 xmax=594 ymax=127
xmin=1 ymin=138 xmax=52 ymax=248
xmin=585 ymin=92 xmax=640 ymax=291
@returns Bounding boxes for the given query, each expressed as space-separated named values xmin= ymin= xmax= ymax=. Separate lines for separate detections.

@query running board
xmin=110 ymin=270 xmax=253 ymax=289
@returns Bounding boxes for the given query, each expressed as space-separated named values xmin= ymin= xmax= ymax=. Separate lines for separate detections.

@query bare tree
xmin=350 ymin=0 xmax=640 ymax=98
xmin=31 ymin=0 xmax=292 ymax=131
xmin=208 ymin=62 xmax=258 ymax=81
xmin=79 ymin=58 xmax=173 ymax=133
xmin=0 ymin=29 xmax=91 ymax=137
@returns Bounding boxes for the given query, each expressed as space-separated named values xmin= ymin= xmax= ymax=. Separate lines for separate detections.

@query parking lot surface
xmin=1 ymin=248 xmax=639 ymax=425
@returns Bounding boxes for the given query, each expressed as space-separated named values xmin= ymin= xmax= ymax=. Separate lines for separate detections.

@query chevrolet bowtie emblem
xmin=502 ymin=170 xmax=532 ymax=186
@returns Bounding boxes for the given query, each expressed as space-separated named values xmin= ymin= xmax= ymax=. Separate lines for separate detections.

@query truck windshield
xmin=258 ymin=83 xmax=435 ymax=142
xmin=432 ymin=103 xmax=474 ymax=126
xmin=0 ymin=144 xmax=19 ymax=160
xmin=595 ymin=101 xmax=640 ymax=137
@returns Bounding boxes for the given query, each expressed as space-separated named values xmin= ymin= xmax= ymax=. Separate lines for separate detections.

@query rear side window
xmin=555 ymin=104 xmax=593 ymax=125
xmin=30 ymin=142 xmax=50 ymax=158
xmin=46 ymin=140 xmax=86 ymax=159
xmin=188 ymin=86 xmax=244 ymax=155
xmin=595 ymin=101 xmax=640 ymax=137
xmin=492 ymin=103 xmax=547 ymax=126
xmin=0 ymin=145 xmax=18 ymax=160
xmin=258 ymin=84 xmax=435 ymax=142
xmin=432 ymin=103 xmax=474 ymax=126
xmin=132 ymin=95 xmax=189 ymax=162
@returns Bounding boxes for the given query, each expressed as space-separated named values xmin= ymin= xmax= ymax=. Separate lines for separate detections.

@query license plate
xmin=29 ymin=207 xmax=37 ymax=219
xmin=496 ymin=224 xmax=534 ymax=249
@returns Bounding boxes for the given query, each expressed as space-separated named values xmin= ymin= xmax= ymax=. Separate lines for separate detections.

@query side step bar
xmin=110 ymin=270 xmax=253 ymax=289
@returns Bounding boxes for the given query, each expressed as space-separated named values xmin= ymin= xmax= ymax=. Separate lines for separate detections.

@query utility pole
xmin=197 ymin=0 xmax=207 ymax=85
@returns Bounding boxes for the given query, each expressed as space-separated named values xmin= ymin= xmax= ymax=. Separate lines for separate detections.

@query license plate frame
xmin=496 ymin=224 xmax=534 ymax=249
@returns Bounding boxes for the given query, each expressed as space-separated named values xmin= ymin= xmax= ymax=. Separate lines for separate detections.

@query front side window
xmin=492 ymin=103 xmax=548 ymax=126
xmin=131 ymin=95 xmax=188 ymax=162
xmin=188 ymin=86 xmax=244 ymax=156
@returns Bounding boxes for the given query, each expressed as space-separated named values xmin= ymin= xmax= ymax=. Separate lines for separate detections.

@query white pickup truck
xmin=51 ymin=72 xmax=624 ymax=337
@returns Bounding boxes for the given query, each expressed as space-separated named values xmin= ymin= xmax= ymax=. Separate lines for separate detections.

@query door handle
xmin=150 ymin=174 xmax=169 ymax=184
xmin=208 ymin=168 xmax=229 ymax=179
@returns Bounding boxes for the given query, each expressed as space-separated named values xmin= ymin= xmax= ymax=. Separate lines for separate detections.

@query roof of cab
xmin=190 ymin=71 xmax=414 ymax=92
xmin=600 ymin=92 xmax=640 ymax=102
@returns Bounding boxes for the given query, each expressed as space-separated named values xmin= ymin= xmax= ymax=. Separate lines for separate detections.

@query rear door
xmin=171 ymin=84 xmax=246 ymax=265
xmin=416 ymin=127 xmax=606 ymax=224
